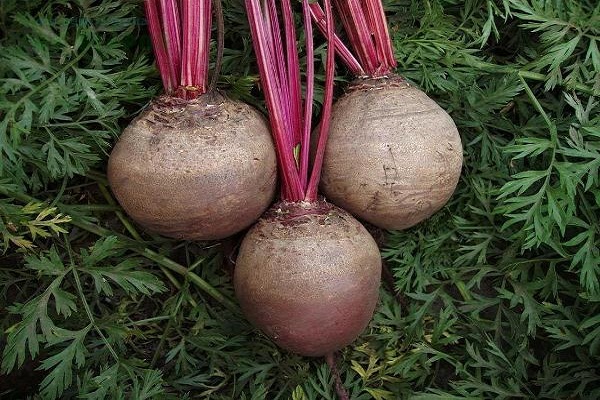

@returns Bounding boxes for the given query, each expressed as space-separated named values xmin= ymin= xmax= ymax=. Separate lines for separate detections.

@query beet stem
xmin=159 ymin=0 xmax=182 ymax=84
xmin=337 ymin=0 xmax=378 ymax=73
xmin=308 ymin=4 xmax=364 ymax=76
xmin=198 ymin=0 xmax=212 ymax=94
xmin=245 ymin=0 xmax=303 ymax=200
xmin=246 ymin=0 xmax=336 ymax=201
xmin=325 ymin=352 xmax=350 ymax=400
xmin=312 ymin=0 xmax=397 ymax=77
xmin=145 ymin=0 xmax=214 ymax=99
xmin=299 ymin=0 xmax=315 ymax=188
xmin=363 ymin=0 xmax=397 ymax=72
xmin=144 ymin=0 xmax=176 ymax=93
xmin=208 ymin=0 xmax=224 ymax=94
xmin=305 ymin=0 xmax=335 ymax=201
xmin=282 ymin=0 xmax=303 ymax=147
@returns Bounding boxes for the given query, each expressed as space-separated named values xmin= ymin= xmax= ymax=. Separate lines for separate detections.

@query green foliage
xmin=2 ymin=236 xmax=165 ymax=399
xmin=0 ymin=0 xmax=155 ymax=191
xmin=0 ymin=197 xmax=71 ymax=251
xmin=1 ymin=0 xmax=599 ymax=399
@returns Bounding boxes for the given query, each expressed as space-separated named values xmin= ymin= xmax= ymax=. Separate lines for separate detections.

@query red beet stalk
xmin=145 ymin=0 xmax=212 ymax=99
xmin=245 ymin=0 xmax=336 ymax=201
xmin=310 ymin=0 xmax=396 ymax=76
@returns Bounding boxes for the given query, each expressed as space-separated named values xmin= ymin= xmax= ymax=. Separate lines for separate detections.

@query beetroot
xmin=234 ymin=201 xmax=380 ymax=356
xmin=321 ymin=76 xmax=462 ymax=230
xmin=107 ymin=0 xmax=276 ymax=240
xmin=237 ymin=0 xmax=381 ymax=359
xmin=108 ymin=94 xmax=276 ymax=240
xmin=310 ymin=1 xmax=463 ymax=230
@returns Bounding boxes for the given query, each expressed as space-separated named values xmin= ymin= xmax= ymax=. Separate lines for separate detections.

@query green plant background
xmin=1 ymin=0 xmax=599 ymax=398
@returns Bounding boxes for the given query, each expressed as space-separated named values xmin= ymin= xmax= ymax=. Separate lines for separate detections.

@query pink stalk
xmin=245 ymin=0 xmax=336 ymax=202
xmin=265 ymin=0 xmax=292 ymax=155
xmin=145 ymin=0 xmax=176 ymax=93
xmin=245 ymin=0 xmax=303 ymax=201
xmin=306 ymin=0 xmax=336 ymax=201
xmin=361 ymin=0 xmax=396 ymax=73
xmin=159 ymin=0 xmax=182 ymax=84
xmin=308 ymin=4 xmax=364 ymax=76
xmin=335 ymin=0 xmax=378 ymax=73
xmin=313 ymin=0 xmax=396 ymax=77
xmin=282 ymin=0 xmax=303 ymax=146
xmin=180 ymin=0 xmax=200 ymax=98
xmin=145 ymin=0 xmax=213 ymax=99
xmin=299 ymin=0 xmax=315 ymax=187
xmin=197 ymin=0 xmax=212 ymax=92
xmin=264 ymin=1 xmax=295 ymax=197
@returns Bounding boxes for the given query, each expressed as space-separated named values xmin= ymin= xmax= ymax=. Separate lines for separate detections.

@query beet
xmin=238 ymin=0 xmax=380 ymax=361
xmin=320 ymin=76 xmax=463 ymax=230
xmin=234 ymin=201 xmax=381 ymax=356
xmin=107 ymin=94 xmax=277 ymax=240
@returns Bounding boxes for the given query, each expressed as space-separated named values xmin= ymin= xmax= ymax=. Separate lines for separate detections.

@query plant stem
xmin=147 ymin=0 xmax=217 ymax=98
xmin=309 ymin=4 xmax=364 ymax=76
xmin=300 ymin=0 xmax=315 ymax=188
xmin=283 ymin=0 xmax=302 ymax=146
xmin=245 ymin=0 xmax=304 ymax=201
xmin=145 ymin=0 xmax=176 ymax=92
xmin=198 ymin=0 xmax=212 ymax=91
xmin=181 ymin=0 xmax=202 ymax=97
xmin=362 ymin=0 xmax=396 ymax=72
xmin=337 ymin=0 xmax=378 ymax=74
xmin=209 ymin=0 xmax=224 ymax=94
xmin=246 ymin=0 xmax=337 ymax=201
xmin=325 ymin=352 xmax=349 ymax=400
xmin=65 ymin=236 xmax=121 ymax=363
xmin=306 ymin=0 xmax=336 ymax=200
xmin=314 ymin=0 xmax=396 ymax=77
xmin=160 ymin=0 xmax=182 ymax=86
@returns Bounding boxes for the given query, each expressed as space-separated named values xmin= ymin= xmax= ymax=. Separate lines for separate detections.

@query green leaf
xmin=38 ymin=326 xmax=91 ymax=400
xmin=131 ymin=369 xmax=165 ymax=400
xmin=85 ymin=259 xmax=165 ymax=296
xmin=25 ymin=246 xmax=66 ymax=275
xmin=1 ymin=276 xmax=63 ymax=373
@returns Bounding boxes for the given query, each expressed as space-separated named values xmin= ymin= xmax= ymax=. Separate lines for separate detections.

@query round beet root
xmin=234 ymin=201 xmax=381 ymax=357
xmin=108 ymin=94 xmax=277 ymax=240
xmin=321 ymin=76 xmax=463 ymax=230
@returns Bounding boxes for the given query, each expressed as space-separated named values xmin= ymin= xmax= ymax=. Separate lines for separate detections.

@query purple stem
xmin=245 ymin=0 xmax=303 ymax=201
xmin=299 ymin=0 xmax=315 ymax=187
xmin=159 ymin=0 xmax=182 ymax=85
xmin=306 ymin=0 xmax=335 ymax=200
xmin=145 ymin=0 xmax=175 ymax=93
xmin=308 ymin=4 xmax=364 ymax=76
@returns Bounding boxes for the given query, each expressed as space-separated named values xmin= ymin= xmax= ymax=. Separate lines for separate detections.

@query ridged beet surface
xmin=234 ymin=201 xmax=382 ymax=357
xmin=108 ymin=94 xmax=277 ymax=240
xmin=320 ymin=76 xmax=463 ymax=230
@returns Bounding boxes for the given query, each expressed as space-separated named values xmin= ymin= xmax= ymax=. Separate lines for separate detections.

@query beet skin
xmin=234 ymin=201 xmax=382 ymax=357
xmin=321 ymin=76 xmax=463 ymax=230
xmin=108 ymin=94 xmax=277 ymax=240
